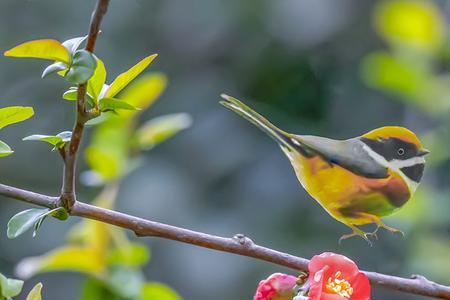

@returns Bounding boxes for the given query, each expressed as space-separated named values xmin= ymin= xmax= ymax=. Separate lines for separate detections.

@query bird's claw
xmin=376 ymin=222 xmax=405 ymax=238
xmin=339 ymin=229 xmax=373 ymax=247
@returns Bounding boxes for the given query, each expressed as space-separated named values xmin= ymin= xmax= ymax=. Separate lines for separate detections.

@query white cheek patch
xmin=390 ymin=156 xmax=425 ymax=169
xmin=361 ymin=143 xmax=424 ymax=193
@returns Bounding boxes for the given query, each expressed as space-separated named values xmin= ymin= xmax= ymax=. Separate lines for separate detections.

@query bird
xmin=220 ymin=94 xmax=429 ymax=243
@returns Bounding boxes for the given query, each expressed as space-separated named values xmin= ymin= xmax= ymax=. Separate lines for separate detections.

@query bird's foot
xmin=379 ymin=223 xmax=405 ymax=237
xmin=368 ymin=225 xmax=380 ymax=240
xmin=339 ymin=227 xmax=373 ymax=246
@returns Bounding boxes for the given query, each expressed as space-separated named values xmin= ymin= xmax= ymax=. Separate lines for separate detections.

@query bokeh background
xmin=1 ymin=0 xmax=450 ymax=299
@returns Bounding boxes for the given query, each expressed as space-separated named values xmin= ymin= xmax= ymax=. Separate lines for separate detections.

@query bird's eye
xmin=397 ymin=148 xmax=405 ymax=156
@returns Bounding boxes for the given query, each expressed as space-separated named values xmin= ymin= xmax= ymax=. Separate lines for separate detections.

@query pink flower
xmin=307 ymin=252 xmax=371 ymax=300
xmin=254 ymin=273 xmax=297 ymax=300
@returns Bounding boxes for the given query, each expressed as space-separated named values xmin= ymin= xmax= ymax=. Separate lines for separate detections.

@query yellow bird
xmin=220 ymin=95 xmax=429 ymax=243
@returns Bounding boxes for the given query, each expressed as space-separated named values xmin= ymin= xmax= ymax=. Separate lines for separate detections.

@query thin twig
xmin=60 ymin=0 xmax=110 ymax=209
xmin=1 ymin=183 xmax=449 ymax=299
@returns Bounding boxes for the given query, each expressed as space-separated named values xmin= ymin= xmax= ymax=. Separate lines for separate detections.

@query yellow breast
xmin=282 ymin=148 xmax=411 ymax=223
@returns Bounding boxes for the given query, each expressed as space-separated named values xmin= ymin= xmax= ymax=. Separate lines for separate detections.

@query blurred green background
xmin=1 ymin=0 xmax=450 ymax=299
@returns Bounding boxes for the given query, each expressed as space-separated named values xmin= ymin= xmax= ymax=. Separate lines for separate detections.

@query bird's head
xmin=360 ymin=126 xmax=429 ymax=191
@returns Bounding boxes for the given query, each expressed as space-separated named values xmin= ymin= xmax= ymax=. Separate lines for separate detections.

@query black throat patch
xmin=400 ymin=164 xmax=425 ymax=183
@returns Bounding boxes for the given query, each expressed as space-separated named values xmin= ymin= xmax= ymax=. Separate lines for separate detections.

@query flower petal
xmin=349 ymin=273 xmax=371 ymax=300
xmin=309 ymin=252 xmax=360 ymax=281
xmin=254 ymin=273 xmax=297 ymax=300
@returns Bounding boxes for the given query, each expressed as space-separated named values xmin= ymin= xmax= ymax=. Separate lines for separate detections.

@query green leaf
xmin=51 ymin=207 xmax=69 ymax=220
xmin=0 ymin=106 xmax=34 ymax=129
xmin=85 ymin=120 xmax=129 ymax=180
xmin=7 ymin=208 xmax=49 ymax=239
xmin=62 ymin=89 xmax=78 ymax=100
xmin=0 ymin=273 xmax=24 ymax=298
xmin=134 ymin=113 xmax=192 ymax=150
xmin=31 ymin=207 xmax=68 ymax=237
xmin=65 ymin=50 xmax=97 ymax=84
xmin=62 ymin=35 xmax=87 ymax=54
xmin=16 ymin=246 xmax=105 ymax=279
xmin=99 ymin=98 xmax=138 ymax=112
xmin=81 ymin=278 xmax=114 ymax=300
xmin=0 ymin=140 xmax=13 ymax=157
xmin=87 ymin=58 xmax=107 ymax=101
xmin=142 ymin=283 xmax=181 ymax=300
xmin=26 ymin=283 xmax=43 ymax=300
xmin=42 ymin=62 xmax=68 ymax=78
xmin=106 ymin=267 xmax=144 ymax=298
xmin=108 ymin=243 xmax=150 ymax=267
xmin=119 ymin=73 xmax=167 ymax=114
xmin=23 ymin=131 xmax=72 ymax=148
xmin=85 ymin=113 xmax=110 ymax=126
xmin=62 ymin=88 xmax=95 ymax=103
xmin=4 ymin=39 xmax=70 ymax=64
xmin=106 ymin=54 xmax=157 ymax=98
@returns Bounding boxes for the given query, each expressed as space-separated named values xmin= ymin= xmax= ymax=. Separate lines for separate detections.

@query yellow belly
xmin=284 ymin=149 xmax=410 ymax=226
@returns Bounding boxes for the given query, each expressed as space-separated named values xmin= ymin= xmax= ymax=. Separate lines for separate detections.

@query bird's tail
xmin=220 ymin=94 xmax=298 ymax=151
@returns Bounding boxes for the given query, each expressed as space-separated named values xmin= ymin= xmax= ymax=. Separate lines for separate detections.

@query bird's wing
xmin=293 ymin=135 xmax=389 ymax=179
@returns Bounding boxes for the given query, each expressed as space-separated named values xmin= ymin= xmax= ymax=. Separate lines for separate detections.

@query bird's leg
xmin=360 ymin=213 xmax=404 ymax=238
xmin=339 ymin=225 xmax=373 ymax=246
xmin=375 ymin=220 xmax=404 ymax=237
xmin=369 ymin=225 xmax=379 ymax=240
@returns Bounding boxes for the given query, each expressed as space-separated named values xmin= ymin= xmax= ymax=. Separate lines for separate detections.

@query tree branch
xmin=1 ymin=183 xmax=449 ymax=299
xmin=60 ymin=0 xmax=110 ymax=209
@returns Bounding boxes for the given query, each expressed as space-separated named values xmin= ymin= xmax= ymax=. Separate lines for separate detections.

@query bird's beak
xmin=418 ymin=149 xmax=430 ymax=156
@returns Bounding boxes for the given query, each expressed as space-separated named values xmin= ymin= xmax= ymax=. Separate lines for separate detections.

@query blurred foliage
xmin=3 ymin=30 xmax=190 ymax=299
xmin=361 ymin=0 xmax=450 ymax=282
xmin=0 ymin=272 xmax=42 ymax=300
xmin=0 ymin=106 xmax=34 ymax=156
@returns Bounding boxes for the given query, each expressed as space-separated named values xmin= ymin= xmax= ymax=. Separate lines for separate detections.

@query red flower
xmin=307 ymin=252 xmax=371 ymax=300
xmin=254 ymin=273 xmax=297 ymax=300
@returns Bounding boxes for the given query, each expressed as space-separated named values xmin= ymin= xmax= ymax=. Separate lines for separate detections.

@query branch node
xmin=59 ymin=193 xmax=75 ymax=211
xmin=411 ymin=274 xmax=433 ymax=285
xmin=233 ymin=233 xmax=254 ymax=247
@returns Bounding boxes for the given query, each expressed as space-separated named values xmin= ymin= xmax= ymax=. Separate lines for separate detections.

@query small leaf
xmin=84 ymin=113 xmax=110 ymax=126
xmin=119 ymin=73 xmax=167 ymax=114
xmin=42 ymin=62 xmax=68 ymax=78
xmin=99 ymin=98 xmax=138 ymax=112
xmin=7 ymin=208 xmax=50 ymax=239
xmin=30 ymin=207 xmax=68 ymax=237
xmin=51 ymin=207 xmax=69 ymax=220
xmin=81 ymin=278 xmax=114 ymax=300
xmin=65 ymin=50 xmax=97 ymax=84
xmin=108 ymin=243 xmax=150 ymax=267
xmin=0 ymin=140 xmax=13 ymax=157
xmin=106 ymin=54 xmax=158 ymax=98
xmin=0 ymin=273 xmax=24 ymax=298
xmin=62 ymin=89 xmax=78 ymax=101
xmin=4 ymin=39 xmax=70 ymax=64
xmin=23 ymin=131 xmax=72 ymax=148
xmin=106 ymin=267 xmax=144 ymax=298
xmin=0 ymin=106 xmax=34 ymax=129
xmin=141 ymin=282 xmax=181 ymax=300
xmin=15 ymin=246 xmax=105 ymax=279
xmin=62 ymin=88 xmax=95 ymax=103
xmin=26 ymin=282 xmax=43 ymax=300
xmin=62 ymin=35 xmax=87 ymax=54
xmin=87 ymin=58 xmax=106 ymax=101
xmin=33 ymin=217 xmax=46 ymax=238
xmin=134 ymin=113 xmax=192 ymax=150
